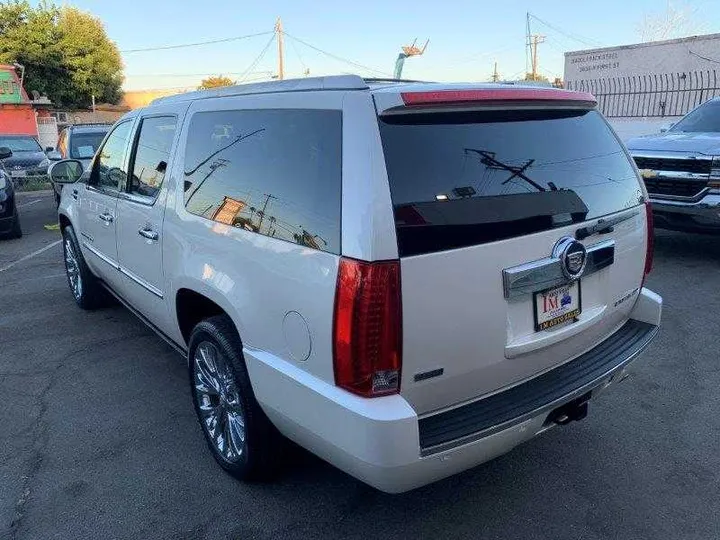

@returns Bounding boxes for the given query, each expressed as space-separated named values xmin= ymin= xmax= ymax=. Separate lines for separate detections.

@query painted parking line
xmin=0 ymin=239 xmax=62 ymax=273
xmin=16 ymin=199 xmax=42 ymax=209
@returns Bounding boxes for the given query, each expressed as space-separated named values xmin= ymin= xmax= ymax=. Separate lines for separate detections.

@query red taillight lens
xmin=333 ymin=258 xmax=402 ymax=397
xmin=643 ymin=201 xmax=654 ymax=284
xmin=400 ymin=88 xmax=597 ymax=107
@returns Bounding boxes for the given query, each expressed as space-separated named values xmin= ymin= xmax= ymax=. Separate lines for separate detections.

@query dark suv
xmin=0 ymin=146 xmax=22 ymax=239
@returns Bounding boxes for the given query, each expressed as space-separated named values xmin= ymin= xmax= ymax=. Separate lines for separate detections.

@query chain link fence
xmin=566 ymin=69 xmax=720 ymax=118
xmin=11 ymin=174 xmax=51 ymax=192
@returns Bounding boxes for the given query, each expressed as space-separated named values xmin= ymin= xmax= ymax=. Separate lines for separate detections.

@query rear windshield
xmin=70 ymin=132 xmax=107 ymax=159
xmin=379 ymin=108 xmax=643 ymax=256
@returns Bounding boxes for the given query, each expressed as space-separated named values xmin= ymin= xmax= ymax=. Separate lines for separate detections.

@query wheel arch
xmin=174 ymin=281 xmax=246 ymax=348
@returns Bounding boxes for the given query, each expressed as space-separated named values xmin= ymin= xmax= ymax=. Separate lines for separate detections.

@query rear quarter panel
xmin=162 ymin=91 xmax=347 ymax=385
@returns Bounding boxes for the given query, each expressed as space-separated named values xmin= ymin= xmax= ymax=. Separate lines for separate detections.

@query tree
xmin=0 ymin=1 xmax=123 ymax=108
xmin=638 ymin=1 xmax=707 ymax=42
xmin=524 ymin=73 xmax=549 ymax=83
xmin=198 ymin=75 xmax=235 ymax=90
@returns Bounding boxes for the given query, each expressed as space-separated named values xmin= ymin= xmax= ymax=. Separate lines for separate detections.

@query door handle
xmin=98 ymin=212 xmax=114 ymax=223
xmin=138 ymin=228 xmax=159 ymax=241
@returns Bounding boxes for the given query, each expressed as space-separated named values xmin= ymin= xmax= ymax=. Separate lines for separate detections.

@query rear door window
xmin=128 ymin=116 xmax=177 ymax=201
xmin=183 ymin=109 xmax=342 ymax=254
xmin=378 ymin=108 xmax=643 ymax=256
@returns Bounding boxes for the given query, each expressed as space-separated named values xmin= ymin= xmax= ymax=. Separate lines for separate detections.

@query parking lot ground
xmin=1 ymin=192 xmax=720 ymax=540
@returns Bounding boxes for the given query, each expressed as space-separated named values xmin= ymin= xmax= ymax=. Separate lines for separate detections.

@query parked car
xmin=0 ymin=135 xmax=51 ymax=189
xmin=51 ymin=76 xmax=662 ymax=493
xmin=627 ymin=97 xmax=720 ymax=233
xmin=49 ymin=123 xmax=111 ymax=205
xmin=0 ymin=146 xmax=22 ymax=239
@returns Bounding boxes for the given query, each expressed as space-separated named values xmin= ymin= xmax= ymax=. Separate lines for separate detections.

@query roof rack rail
xmin=151 ymin=75 xmax=369 ymax=106
xmin=363 ymin=77 xmax=434 ymax=84
xmin=67 ymin=122 xmax=113 ymax=127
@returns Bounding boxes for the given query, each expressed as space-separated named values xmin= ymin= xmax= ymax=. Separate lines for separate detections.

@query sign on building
xmin=564 ymin=33 xmax=720 ymax=118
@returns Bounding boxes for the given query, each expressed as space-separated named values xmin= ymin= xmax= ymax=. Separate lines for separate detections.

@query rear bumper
xmin=651 ymin=192 xmax=720 ymax=233
xmin=246 ymin=288 xmax=662 ymax=493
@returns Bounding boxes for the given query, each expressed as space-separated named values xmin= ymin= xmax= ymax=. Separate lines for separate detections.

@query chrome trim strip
xmin=81 ymin=241 xmax=119 ymax=270
xmin=419 ymin=323 xmax=659 ymax=457
xmin=119 ymin=266 xmax=164 ymax=298
xmin=118 ymin=191 xmax=156 ymax=207
xmin=82 ymin=240 xmax=163 ymax=298
xmin=643 ymin=170 xmax=709 ymax=180
xmin=649 ymin=187 xmax=710 ymax=203
xmin=503 ymin=239 xmax=615 ymax=299
xmin=630 ymin=151 xmax=712 ymax=161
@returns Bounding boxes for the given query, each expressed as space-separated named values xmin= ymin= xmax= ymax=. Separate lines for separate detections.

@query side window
xmin=90 ymin=121 xmax=133 ymax=191
xmin=128 ymin=116 xmax=177 ymax=200
xmin=183 ymin=109 xmax=342 ymax=255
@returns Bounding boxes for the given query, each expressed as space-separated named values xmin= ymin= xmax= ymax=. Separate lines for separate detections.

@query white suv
xmin=51 ymin=76 xmax=662 ymax=493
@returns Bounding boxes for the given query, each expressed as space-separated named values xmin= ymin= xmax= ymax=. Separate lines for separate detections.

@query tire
xmin=62 ymin=225 xmax=105 ymax=309
xmin=189 ymin=315 xmax=283 ymax=481
xmin=8 ymin=211 xmax=22 ymax=239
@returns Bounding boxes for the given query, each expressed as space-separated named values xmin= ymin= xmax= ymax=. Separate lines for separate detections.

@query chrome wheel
xmin=64 ymin=238 xmax=82 ymax=300
xmin=193 ymin=341 xmax=246 ymax=462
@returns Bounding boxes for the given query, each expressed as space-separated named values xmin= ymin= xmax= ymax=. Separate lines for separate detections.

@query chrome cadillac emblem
xmin=553 ymin=237 xmax=587 ymax=280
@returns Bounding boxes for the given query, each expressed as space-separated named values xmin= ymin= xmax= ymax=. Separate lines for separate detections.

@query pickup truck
xmin=627 ymin=97 xmax=720 ymax=233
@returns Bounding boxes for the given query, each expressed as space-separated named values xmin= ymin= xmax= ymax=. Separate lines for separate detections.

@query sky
xmin=59 ymin=0 xmax=720 ymax=91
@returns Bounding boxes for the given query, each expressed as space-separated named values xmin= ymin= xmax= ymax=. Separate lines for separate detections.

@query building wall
xmin=0 ymin=105 xmax=38 ymax=136
xmin=565 ymin=33 xmax=720 ymax=82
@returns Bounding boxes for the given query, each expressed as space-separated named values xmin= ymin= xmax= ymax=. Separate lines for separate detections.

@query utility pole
xmin=528 ymin=34 xmax=545 ymax=80
xmin=275 ymin=17 xmax=284 ymax=80
xmin=491 ymin=61 xmax=499 ymax=82
xmin=257 ymin=193 xmax=277 ymax=232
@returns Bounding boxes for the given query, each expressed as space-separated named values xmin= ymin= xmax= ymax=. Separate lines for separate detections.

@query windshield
xmin=0 ymin=136 xmax=42 ymax=152
xmin=70 ymin=131 xmax=107 ymax=159
xmin=671 ymin=100 xmax=720 ymax=132
xmin=379 ymin=108 xmax=643 ymax=256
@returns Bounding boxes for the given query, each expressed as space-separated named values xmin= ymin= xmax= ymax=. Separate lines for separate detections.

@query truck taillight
xmin=643 ymin=201 xmax=654 ymax=286
xmin=333 ymin=258 xmax=402 ymax=397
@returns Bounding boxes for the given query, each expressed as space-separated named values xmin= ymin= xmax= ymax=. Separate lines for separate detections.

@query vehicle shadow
xmin=653 ymin=229 xmax=720 ymax=264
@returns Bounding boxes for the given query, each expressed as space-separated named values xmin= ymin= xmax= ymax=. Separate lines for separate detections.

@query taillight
xmin=643 ymin=201 xmax=654 ymax=285
xmin=333 ymin=258 xmax=402 ymax=397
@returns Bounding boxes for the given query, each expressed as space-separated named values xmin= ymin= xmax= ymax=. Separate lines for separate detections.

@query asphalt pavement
xmin=1 ymin=191 xmax=719 ymax=540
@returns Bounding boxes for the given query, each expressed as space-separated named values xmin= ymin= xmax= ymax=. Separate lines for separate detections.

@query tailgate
xmin=374 ymin=89 xmax=649 ymax=415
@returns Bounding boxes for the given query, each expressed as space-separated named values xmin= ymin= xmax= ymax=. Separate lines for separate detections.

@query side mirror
xmin=49 ymin=159 xmax=84 ymax=184
xmin=47 ymin=150 xmax=62 ymax=161
xmin=660 ymin=123 xmax=675 ymax=133
xmin=45 ymin=146 xmax=54 ymax=153
xmin=0 ymin=147 xmax=12 ymax=160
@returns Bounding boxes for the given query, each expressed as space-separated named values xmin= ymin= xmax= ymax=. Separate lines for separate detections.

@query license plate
xmin=10 ymin=170 xmax=26 ymax=178
xmin=534 ymin=281 xmax=581 ymax=331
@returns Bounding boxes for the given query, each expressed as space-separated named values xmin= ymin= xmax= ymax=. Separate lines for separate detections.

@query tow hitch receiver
xmin=547 ymin=393 xmax=591 ymax=425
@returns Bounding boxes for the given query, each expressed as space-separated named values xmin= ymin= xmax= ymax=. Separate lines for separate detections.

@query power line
xmin=282 ymin=31 xmax=390 ymax=76
xmin=126 ymin=71 xmax=273 ymax=78
xmin=528 ymin=13 xmax=603 ymax=48
xmin=289 ymin=36 xmax=308 ymax=74
xmin=121 ymin=31 xmax=273 ymax=53
xmin=238 ymin=34 xmax=277 ymax=82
